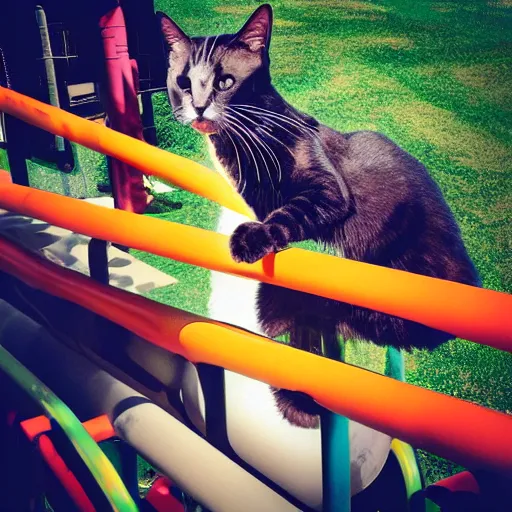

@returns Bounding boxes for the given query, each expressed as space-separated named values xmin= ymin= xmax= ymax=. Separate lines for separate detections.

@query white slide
xmin=182 ymin=206 xmax=393 ymax=510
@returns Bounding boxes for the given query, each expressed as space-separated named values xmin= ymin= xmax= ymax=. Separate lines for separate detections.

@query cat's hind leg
xmin=271 ymin=318 xmax=339 ymax=429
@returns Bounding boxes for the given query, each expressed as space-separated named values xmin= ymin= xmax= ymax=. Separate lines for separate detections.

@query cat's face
xmin=158 ymin=4 xmax=273 ymax=135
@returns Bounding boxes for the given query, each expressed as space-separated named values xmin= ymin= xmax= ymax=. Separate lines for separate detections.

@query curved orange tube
xmin=0 ymin=181 xmax=511 ymax=352
xmin=0 ymin=236 xmax=510 ymax=476
xmin=0 ymin=86 xmax=254 ymax=219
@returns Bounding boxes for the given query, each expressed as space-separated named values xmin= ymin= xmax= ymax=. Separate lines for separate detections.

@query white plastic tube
xmin=0 ymin=299 xmax=298 ymax=512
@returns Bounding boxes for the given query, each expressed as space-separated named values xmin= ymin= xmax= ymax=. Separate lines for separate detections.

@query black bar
xmin=88 ymin=238 xmax=110 ymax=285
xmin=3 ymin=115 xmax=30 ymax=186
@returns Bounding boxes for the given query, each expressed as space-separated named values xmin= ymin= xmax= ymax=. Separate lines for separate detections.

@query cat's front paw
xmin=230 ymin=222 xmax=275 ymax=264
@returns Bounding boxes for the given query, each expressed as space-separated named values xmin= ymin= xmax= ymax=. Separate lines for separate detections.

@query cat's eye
xmin=216 ymin=75 xmax=235 ymax=91
xmin=176 ymin=75 xmax=191 ymax=91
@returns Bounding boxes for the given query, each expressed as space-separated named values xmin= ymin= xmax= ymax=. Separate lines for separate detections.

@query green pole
xmin=100 ymin=439 xmax=141 ymax=507
xmin=321 ymin=331 xmax=351 ymax=512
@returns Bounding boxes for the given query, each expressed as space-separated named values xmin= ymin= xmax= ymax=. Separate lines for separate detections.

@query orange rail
xmin=0 ymin=181 xmax=511 ymax=352
xmin=21 ymin=414 xmax=115 ymax=443
xmin=0 ymin=235 xmax=511 ymax=476
xmin=0 ymin=86 xmax=254 ymax=218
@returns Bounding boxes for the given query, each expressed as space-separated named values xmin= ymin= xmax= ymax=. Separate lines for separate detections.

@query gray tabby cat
xmin=158 ymin=4 xmax=481 ymax=428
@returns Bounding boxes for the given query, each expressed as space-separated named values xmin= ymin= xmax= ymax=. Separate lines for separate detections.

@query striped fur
xmin=159 ymin=4 xmax=481 ymax=428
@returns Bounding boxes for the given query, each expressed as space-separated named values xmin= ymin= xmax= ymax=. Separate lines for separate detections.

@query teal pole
xmin=321 ymin=332 xmax=351 ymax=512
xmin=386 ymin=346 xmax=405 ymax=382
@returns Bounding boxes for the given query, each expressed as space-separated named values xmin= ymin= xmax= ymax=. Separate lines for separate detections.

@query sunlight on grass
xmin=451 ymin=63 xmax=512 ymax=111
xmin=0 ymin=149 xmax=9 ymax=171
xmin=292 ymin=0 xmax=390 ymax=13
xmin=382 ymin=100 xmax=510 ymax=173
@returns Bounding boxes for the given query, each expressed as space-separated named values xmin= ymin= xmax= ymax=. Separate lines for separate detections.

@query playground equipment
xmin=0 ymin=82 xmax=511 ymax=512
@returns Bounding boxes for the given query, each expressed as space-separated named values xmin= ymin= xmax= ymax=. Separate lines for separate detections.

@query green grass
xmin=0 ymin=148 xmax=9 ymax=171
xmin=145 ymin=0 xmax=512 ymax=487
xmin=129 ymin=91 xmax=219 ymax=315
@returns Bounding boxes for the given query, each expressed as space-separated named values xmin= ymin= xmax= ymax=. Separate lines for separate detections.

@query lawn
xmin=141 ymin=0 xmax=512 ymax=486
xmin=2 ymin=0 xmax=510 ymax=495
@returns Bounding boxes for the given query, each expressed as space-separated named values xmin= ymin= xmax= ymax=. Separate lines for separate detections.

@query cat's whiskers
xmin=228 ymin=107 xmax=294 ymax=167
xmin=249 ymin=110 xmax=320 ymax=140
xmin=230 ymin=105 xmax=307 ymax=140
xmin=232 ymin=104 xmax=320 ymax=139
xmin=222 ymin=118 xmax=262 ymax=185
xmin=226 ymin=108 xmax=282 ymax=183
xmin=257 ymin=124 xmax=296 ymax=159
xmin=222 ymin=128 xmax=246 ymax=194
xmin=224 ymin=112 xmax=277 ymax=192
xmin=237 ymin=104 xmax=317 ymax=133
xmin=225 ymin=114 xmax=275 ymax=191
xmin=206 ymin=35 xmax=220 ymax=64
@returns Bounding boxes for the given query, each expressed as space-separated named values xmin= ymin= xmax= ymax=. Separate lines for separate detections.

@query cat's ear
xmin=236 ymin=4 xmax=273 ymax=52
xmin=157 ymin=11 xmax=190 ymax=53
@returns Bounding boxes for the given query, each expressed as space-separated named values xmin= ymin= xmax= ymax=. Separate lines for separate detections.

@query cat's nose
xmin=195 ymin=106 xmax=207 ymax=117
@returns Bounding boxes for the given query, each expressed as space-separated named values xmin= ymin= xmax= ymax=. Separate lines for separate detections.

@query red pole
xmin=99 ymin=3 xmax=150 ymax=213
xmin=145 ymin=476 xmax=185 ymax=512
xmin=38 ymin=434 xmax=96 ymax=512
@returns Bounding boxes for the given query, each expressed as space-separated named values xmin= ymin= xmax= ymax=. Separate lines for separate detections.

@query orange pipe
xmin=0 ymin=182 xmax=510 ymax=352
xmin=21 ymin=414 xmax=115 ymax=444
xmin=0 ymin=236 xmax=511 ymax=476
xmin=0 ymin=86 xmax=254 ymax=218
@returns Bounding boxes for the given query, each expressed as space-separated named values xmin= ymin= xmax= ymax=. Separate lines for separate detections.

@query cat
xmin=158 ymin=4 xmax=481 ymax=429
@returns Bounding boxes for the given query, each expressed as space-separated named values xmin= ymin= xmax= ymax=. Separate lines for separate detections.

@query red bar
xmin=99 ymin=4 xmax=149 ymax=214
xmin=145 ymin=476 xmax=185 ymax=512
xmin=432 ymin=471 xmax=480 ymax=494
xmin=38 ymin=434 xmax=95 ymax=512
